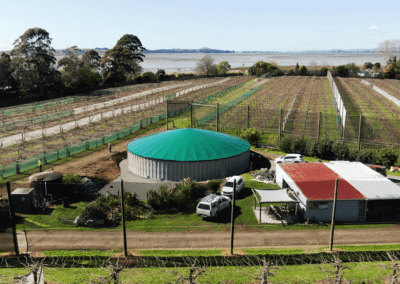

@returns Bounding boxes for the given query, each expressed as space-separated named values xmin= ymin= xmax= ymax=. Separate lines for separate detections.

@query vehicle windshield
xmin=198 ymin=203 xmax=210 ymax=210
xmin=224 ymin=182 xmax=233 ymax=187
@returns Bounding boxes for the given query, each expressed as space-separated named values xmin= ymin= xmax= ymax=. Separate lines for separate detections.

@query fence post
xmin=7 ymin=181 xmax=19 ymax=256
xmin=358 ymin=115 xmax=362 ymax=151
xmin=317 ymin=111 xmax=321 ymax=140
xmin=247 ymin=105 xmax=250 ymax=128
xmin=190 ymin=101 xmax=193 ymax=128
xmin=166 ymin=100 xmax=169 ymax=131
xmin=217 ymin=103 xmax=219 ymax=132
xmin=279 ymin=109 xmax=282 ymax=141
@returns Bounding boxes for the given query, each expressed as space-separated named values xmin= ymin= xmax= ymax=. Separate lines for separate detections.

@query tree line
xmin=0 ymin=28 xmax=163 ymax=100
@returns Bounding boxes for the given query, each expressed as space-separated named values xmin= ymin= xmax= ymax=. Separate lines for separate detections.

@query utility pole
xmin=317 ymin=112 xmax=321 ymax=140
xmin=7 ymin=181 xmax=19 ymax=256
xmin=121 ymin=180 xmax=128 ymax=257
xmin=230 ymin=179 xmax=236 ymax=255
xmin=329 ymin=178 xmax=339 ymax=252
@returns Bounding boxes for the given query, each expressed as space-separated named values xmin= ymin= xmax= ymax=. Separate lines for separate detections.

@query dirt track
xmin=2 ymin=226 xmax=399 ymax=251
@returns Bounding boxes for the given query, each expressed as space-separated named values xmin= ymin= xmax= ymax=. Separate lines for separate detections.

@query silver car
xmin=274 ymin=154 xmax=305 ymax=164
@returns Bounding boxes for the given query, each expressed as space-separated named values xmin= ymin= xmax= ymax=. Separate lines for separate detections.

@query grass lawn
xmin=1 ymin=261 xmax=394 ymax=283
xmin=12 ymin=243 xmax=400 ymax=258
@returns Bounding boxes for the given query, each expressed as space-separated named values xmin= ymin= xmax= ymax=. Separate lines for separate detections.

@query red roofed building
xmin=276 ymin=163 xmax=367 ymax=223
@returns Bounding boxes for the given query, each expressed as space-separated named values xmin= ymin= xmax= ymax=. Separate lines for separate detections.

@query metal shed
xmin=276 ymin=163 xmax=366 ymax=222
xmin=127 ymin=129 xmax=250 ymax=181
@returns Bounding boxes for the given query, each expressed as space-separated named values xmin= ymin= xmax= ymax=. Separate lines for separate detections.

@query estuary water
xmin=138 ymin=53 xmax=385 ymax=73
xmin=52 ymin=53 xmax=385 ymax=73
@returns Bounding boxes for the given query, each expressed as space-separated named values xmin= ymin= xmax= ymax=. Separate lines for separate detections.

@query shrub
xmin=62 ymin=174 xmax=84 ymax=184
xmin=358 ymin=149 xmax=378 ymax=164
xmin=364 ymin=62 xmax=373 ymax=69
xmin=240 ymin=127 xmax=261 ymax=146
xmin=291 ymin=138 xmax=306 ymax=154
xmin=147 ymin=179 xmax=198 ymax=211
xmin=316 ymin=139 xmax=333 ymax=159
xmin=299 ymin=65 xmax=307 ymax=75
xmin=377 ymin=148 xmax=399 ymax=167
xmin=80 ymin=204 xmax=107 ymax=220
xmin=335 ymin=65 xmax=349 ymax=77
xmin=306 ymin=140 xmax=318 ymax=157
xmin=142 ymin=72 xmax=156 ymax=83
xmin=279 ymin=137 xmax=293 ymax=153
xmin=374 ymin=62 xmax=381 ymax=69
xmin=207 ymin=179 xmax=222 ymax=193
xmin=320 ymin=67 xmax=328 ymax=76
xmin=332 ymin=141 xmax=349 ymax=160
xmin=348 ymin=147 xmax=359 ymax=161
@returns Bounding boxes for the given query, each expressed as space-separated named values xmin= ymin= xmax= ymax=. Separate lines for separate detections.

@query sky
xmin=0 ymin=0 xmax=398 ymax=52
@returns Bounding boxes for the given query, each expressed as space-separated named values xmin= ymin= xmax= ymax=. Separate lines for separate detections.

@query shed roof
xmin=325 ymin=161 xmax=400 ymax=200
xmin=127 ymin=129 xmax=250 ymax=161
xmin=280 ymin=163 xmax=365 ymax=201
xmin=12 ymin=188 xmax=34 ymax=195
xmin=255 ymin=188 xmax=300 ymax=203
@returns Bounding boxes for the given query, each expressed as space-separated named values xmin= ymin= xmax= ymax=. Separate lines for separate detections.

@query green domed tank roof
xmin=127 ymin=129 xmax=250 ymax=161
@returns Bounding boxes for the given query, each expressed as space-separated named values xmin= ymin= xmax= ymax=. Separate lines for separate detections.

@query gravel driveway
xmin=98 ymin=159 xmax=174 ymax=200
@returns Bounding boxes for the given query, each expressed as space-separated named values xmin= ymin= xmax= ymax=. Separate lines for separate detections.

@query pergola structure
xmin=251 ymin=188 xmax=300 ymax=224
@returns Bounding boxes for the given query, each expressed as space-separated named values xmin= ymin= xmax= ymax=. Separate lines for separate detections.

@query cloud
xmin=293 ymin=42 xmax=295 ymax=45
xmin=368 ymin=26 xmax=378 ymax=30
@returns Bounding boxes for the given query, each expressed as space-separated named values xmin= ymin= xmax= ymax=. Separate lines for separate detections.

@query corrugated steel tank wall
xmin=128 ymin=150 xmax=250 ymax=181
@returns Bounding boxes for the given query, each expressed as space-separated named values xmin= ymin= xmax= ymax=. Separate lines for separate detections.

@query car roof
xmin=200 ymin=194 xmax=220 ymax=203
xmin=287 ymin=154 xmax=302 ymax=156
xmin=226 ymin=176 xmax=243 ymax=182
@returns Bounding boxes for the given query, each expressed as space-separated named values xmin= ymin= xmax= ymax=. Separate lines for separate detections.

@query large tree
xmin=377 ymin=39 xmax=400 ymax=64
xmin=58 ymin=46 xmax=84 ymax=89
xmin=116 ymin=34 xmax=146 ymax=62
xmin=0 ymin=52 xmax=15 ymax=98
xmin=10 ymin=27 xmax=60 ymax=96
xmin=101 ymin=34 xmax=145 ymax=84
xmin=195 ymin=55 xmax=215 ymax=76
xmin=217 ymin=61 xmax=231 ymax=74
xmin=81 ymin=49 xmax=101 ymax=69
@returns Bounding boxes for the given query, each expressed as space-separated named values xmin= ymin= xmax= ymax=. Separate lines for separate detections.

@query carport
xmin=251 ymin=188 xmax=300 ymax=224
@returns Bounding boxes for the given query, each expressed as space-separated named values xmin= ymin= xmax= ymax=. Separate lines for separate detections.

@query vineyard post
xmin=7 ymin=181 xmax=19 ymax=256
xmin=358 ymin=115 xmax=363 ymax=151
xmin=217 ymin=103 xmax=219 ymax=132
xmin=279 ymin=109 xmax=282 ymax=141
xmin=329 ymin=178 xmax=339 ymax=252
xmin=317 ymin=112 xmax=321 ymax=140
xmin=166 ymin=100 xmax=169 ymax=131
xmin=247 ymin=105 xmax=250 ymax=128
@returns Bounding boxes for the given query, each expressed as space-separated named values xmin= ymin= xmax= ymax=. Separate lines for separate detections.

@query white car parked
xmin=221 ymin=176 xmax=245 ymax=197
xmin=274 ymin=154 xmax=304 ymax=164
xmin=196 ymin=194 xmax=231 ymax=219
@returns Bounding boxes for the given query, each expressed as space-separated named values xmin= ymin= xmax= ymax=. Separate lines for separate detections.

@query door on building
xmin=358 ymin=200 xmax=366 ymax=221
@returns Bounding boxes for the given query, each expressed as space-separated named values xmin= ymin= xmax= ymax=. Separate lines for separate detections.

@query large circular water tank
xmin=127 ymin=129 xmax=250 ymax=181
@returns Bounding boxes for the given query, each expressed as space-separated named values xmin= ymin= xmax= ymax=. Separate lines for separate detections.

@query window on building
xmin=309 ymin=201 xmax=329 ymax=210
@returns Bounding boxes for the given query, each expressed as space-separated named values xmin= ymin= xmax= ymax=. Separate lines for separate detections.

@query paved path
xmin=99 ymin=159 xmax=174 ymax=200
xmin=1 ymin=79 xmax=230 ymax=147
xmin=1 ymin=226 xmax=399 ymax=251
